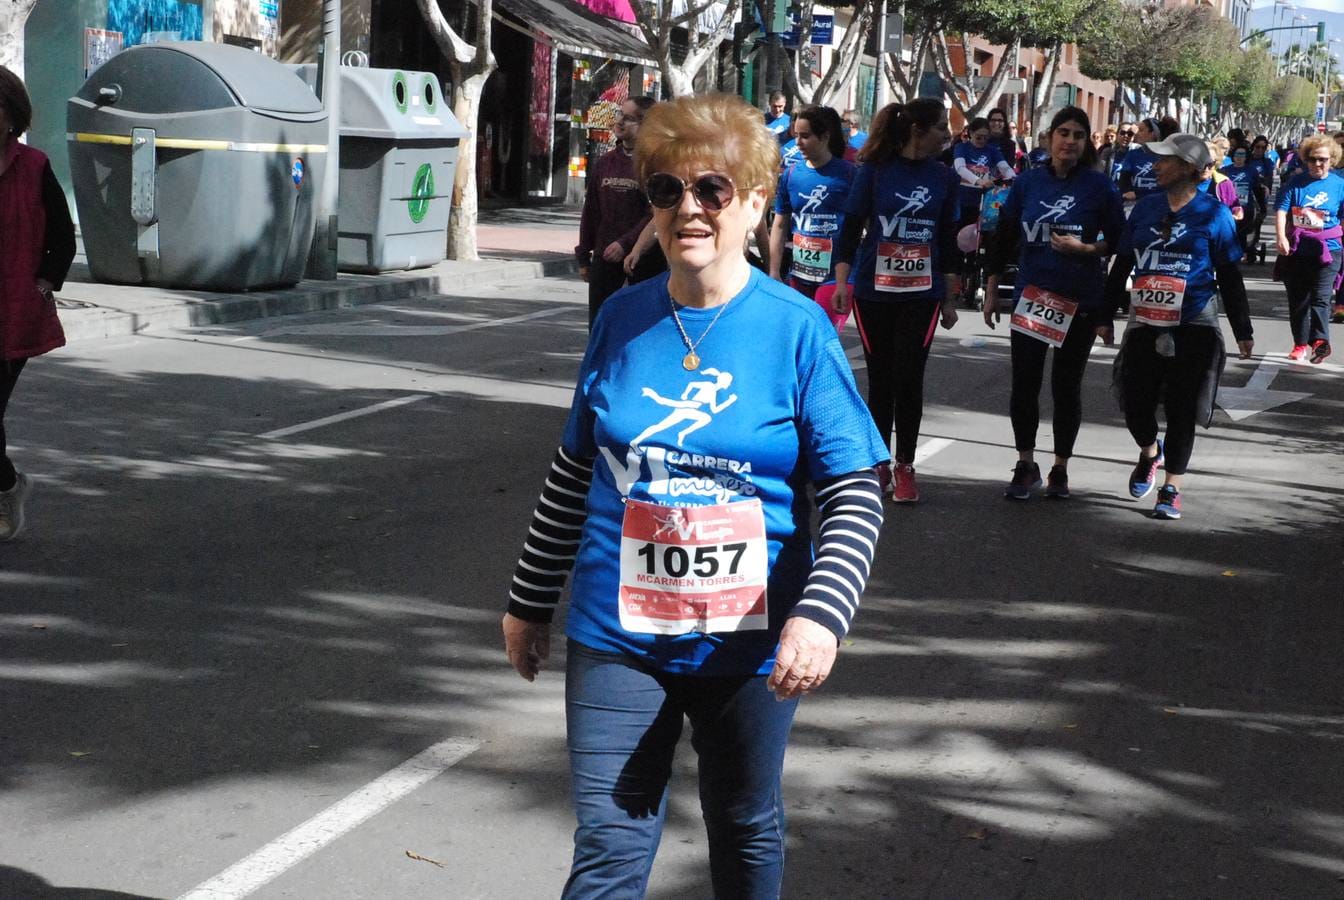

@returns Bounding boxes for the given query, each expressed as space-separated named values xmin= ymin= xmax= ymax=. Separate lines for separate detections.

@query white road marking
xmin=259 ymin=395 xmax=430 ymax=439
xmin=259 ymin=306 xmax=574 ymax=337
xmin=176 ymin=738 xmax=478 ymax=900
xmin=1217 ymin=356 xmax=1312 ymax=421
xmin=913 ymin=438 xmax=956 ymax=465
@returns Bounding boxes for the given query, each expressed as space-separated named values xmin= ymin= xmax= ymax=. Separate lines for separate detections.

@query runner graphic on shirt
xmin=1143 ymin=221 xmax=1188 ymax=253
xmin=632 ymin=369 xmax=738 ymax=448
xmin=1035 ymin=195 xmax=1077 ymax=224
xmin=798 ymin=184 xmax=830 ymax=216
xmin=1301 ymin=190 xmax=1330 ymax=208
xmin=893 ymin=186 xmax=931 ymax=217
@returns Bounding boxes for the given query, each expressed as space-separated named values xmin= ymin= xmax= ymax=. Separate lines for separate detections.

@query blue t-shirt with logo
xmin=1277 ymin=171 xmax=1344 ymax=252
xmin=774 ymin=157 xmax=857 ymax=284
xmin=562 ymin=268 xmax=888 ymax=676
xmin=1220 ymin=165 xmax=1258 ymax=211
xmin=1249 ymin=156 xmax=1275 ymax=191
xmin=765 ymin=112 xmax=792 ymax=145
xmin=1118 ymin=192 xmax=1242 ymax=324
xmin=953 ymin=142 xmax=1006 ymax=207
xmin=999 ymin=165 xmax=1125 ymax=313
xmin=848 ymin=131 xmax=868 ymax=152
xmin=779 ymin=138 xmax=804 ymax=171
xmin=1028 ymin=148 xmax=1049 ymax=169
xmin=844 ymin=157 xmax=961 ymax=303
xmin=1120 ymin=146 xmax=1162 ymax=198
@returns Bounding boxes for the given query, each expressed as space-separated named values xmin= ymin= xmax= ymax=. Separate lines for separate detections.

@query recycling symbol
xmin=408 ymin=163 xmax=434 ymax=224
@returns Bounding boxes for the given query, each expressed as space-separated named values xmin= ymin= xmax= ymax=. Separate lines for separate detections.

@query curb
xmin=55 ymin=255 xmax=579 ymax=345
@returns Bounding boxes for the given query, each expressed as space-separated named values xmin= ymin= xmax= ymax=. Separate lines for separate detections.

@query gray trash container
xmin=67 ymin=42 xmax=327 ymax=291
xmin=293 ymin=65 xmax=469 ymax=272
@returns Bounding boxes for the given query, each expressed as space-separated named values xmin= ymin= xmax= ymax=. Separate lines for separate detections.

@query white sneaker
xmin=0 ymin=473 xmax=32 ymax=541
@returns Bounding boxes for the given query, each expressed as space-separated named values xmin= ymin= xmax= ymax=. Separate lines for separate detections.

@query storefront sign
xmin=782 ymin=14 xmax=832 ymax=47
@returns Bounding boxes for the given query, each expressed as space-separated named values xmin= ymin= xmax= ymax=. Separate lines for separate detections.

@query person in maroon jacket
xmin=0 ymin=66 xmax=74 ymax=541
xmin=576 ymin=96 xmax=657 ymax=327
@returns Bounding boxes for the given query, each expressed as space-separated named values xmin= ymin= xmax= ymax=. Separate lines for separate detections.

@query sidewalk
xmin=56 ymin=203 xmax=583 ymax=346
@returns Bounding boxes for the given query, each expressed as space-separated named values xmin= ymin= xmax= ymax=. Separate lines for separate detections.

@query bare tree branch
xmin=413 ymin=0 xmax=479 ymax=65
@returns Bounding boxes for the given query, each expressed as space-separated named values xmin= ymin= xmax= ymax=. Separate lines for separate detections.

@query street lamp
xmin=1293 ymin=15 xmax=1309 ymax=77
xmin=1275 ymin=2 xmax=1296 ymax=63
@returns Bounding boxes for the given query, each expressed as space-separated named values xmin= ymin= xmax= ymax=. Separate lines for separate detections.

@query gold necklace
xmin=669 ymin=294 xmax=731 ymax=370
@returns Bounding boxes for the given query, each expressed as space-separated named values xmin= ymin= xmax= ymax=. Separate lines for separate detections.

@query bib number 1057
xmin=618 ymin=499 xmax=768 ymax=635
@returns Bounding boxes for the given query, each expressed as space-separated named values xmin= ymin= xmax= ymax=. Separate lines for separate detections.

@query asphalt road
xmin=2 ymin=268 xmax=1342 ymax=899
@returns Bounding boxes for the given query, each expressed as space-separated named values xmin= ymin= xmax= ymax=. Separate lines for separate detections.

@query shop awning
xmin=496 ymin=0 xmax=657 ymax=67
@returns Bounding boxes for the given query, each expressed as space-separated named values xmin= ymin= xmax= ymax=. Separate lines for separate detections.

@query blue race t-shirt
xmin=953 ymin=141 xmax=1006 ymax=207
xmin=779 ymin=138 xmax=804 ymax=171
xmin=1277 ymin=170 xmax=1344 ymax=252
xmin=1118 ymin=192 xmax=1242 ymax=324
xmin=1120 ymin=146 xmax=1161 ymax=198
xmin=847 ymin=131 xmax=868 ymax=152
xmin=562 ymin=268 xmax=888 ymax=676
xmin=1028 ymin=148 xmax=1049 ymax=168
xmin=1221 ymin=165 xmax=1258 ymax=211
xmin=844 ymin=157 xmax=960 ymax=303
xmin=999 ymin=164 xmax=1125 ymax=313
xmin=774 ymin=157 xmax=857 ymax=284
xmin=765 ymin=112 xmax=792 ymax=145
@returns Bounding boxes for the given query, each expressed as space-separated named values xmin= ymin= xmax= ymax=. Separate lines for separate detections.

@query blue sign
xmin=782 ymin=14 xmax=833 ymax=47
xmin=260 ymin=1 xmax=279 ymax=18
xmin=291 ymin=157 xmax=305 ymax=189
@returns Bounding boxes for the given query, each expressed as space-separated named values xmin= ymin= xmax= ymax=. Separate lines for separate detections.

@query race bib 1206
xmin=875 ymin=242 xmax=932 ymax=293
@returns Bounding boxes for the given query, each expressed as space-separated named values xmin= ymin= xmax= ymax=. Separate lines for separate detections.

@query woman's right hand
xmin=831 ymin=282 xmax=851 ymax=316
xmin=502 ymin=613 xmax=550 ymax=682
xmin=623 ymin=250 xmax=641 ymax=276
xmin=1276 ymin=235 xmax=1291 ymax=256
xmin=983 ymin=277 xmax=1000 ymax=328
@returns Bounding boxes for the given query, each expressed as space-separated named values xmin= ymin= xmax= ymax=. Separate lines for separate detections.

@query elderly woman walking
xmin=502 ymin=93 xmax=887 ymax=897
xmin=0 ymin=65 xmax=74 ymax=540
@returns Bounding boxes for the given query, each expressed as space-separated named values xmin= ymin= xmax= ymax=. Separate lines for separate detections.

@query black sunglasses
xmin=646 ymin=172 xmax=738 ymax=212
xmin=1119 ymin=130 xmax=1136 ymax=136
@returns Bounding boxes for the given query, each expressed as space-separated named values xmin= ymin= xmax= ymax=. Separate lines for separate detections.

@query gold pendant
xmin=682 ymin=352 xmax=700 ymax=370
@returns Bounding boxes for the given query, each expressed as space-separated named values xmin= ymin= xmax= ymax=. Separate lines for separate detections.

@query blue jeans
xmin=563 ymin=640 xmax=800 ymax=899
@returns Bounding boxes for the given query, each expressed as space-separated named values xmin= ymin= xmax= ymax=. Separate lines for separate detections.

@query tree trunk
xmin=636 ymin=0 xmax=742 ymax=99
xmin=886 ymin=26 xmax=932 ymax=104
xmin=813 ymin=0 xmax=874 ymax=106
xmin=415 ymin=0 xmax=496 ymax=261
xmin=1030 ymin=41 xmax=1064 ymax=137
xmin=0 ymin=0 xmax=39 ymax=79
xmin=932 ymin=32 xmax=1021 ymax=120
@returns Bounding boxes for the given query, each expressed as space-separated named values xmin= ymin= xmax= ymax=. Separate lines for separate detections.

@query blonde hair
xmin=636 ymin=92 xmax=780 ymax=199
xmin=1299 ymin=134 xmax=1341 ymax=167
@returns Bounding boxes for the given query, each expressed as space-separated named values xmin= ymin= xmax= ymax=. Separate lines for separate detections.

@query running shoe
xmin=1288 ymin=344 xmax=1310 ymax=361
xmin=892 ymin=463 xmax=919 ymax=503
xmin=1004 ymin=461 xmax=1041 ymax=501
xmin=875 ymin=461 xmax=893 ymax=499
xmin=1153 ymin=485 xmax=1182 ymax=520
xmin=1128 ymin=441 xmax=1164 ymax=499
xmin=1310 ymin=340 xmax=1332 ymax=364
xmin=1045 ymin=465 xmax=1070 ymax=499
xmin=1333 ymin=305 xmax=1344 ymax=325
xmin=0 ymin=473 xmax=31 ymax=541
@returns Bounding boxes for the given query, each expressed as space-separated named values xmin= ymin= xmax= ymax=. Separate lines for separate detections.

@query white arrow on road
xmin=1217 ymin=356 xmax=1313 ymax=422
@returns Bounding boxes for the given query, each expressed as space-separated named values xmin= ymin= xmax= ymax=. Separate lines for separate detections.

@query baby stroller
xmin=958 ymin=182 xmax=1016 ymax=311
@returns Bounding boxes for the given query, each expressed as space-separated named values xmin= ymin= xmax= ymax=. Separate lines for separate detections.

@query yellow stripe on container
xmin=68 ymin=132 xmax=328 ymax=153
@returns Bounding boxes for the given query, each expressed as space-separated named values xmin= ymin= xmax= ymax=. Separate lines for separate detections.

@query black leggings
xmin=587 ymin=258 xmax=628 ymax=328
xmin=852 ymin=297 xmax=941 ymax=463
xmin=1009 ymin=313 xmax=1098 ymax=459
xmin=1282 ymin=253 xmax=1340 ymax=346
xmin=0 ymin=358 xmax=27 ymax=491
xmin=1120 ymin=325 xmax=1220 ymax=476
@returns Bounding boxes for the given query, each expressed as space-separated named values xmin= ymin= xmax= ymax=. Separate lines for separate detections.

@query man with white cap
xmin=1103 ymin=133 xmax=1255 ymax=520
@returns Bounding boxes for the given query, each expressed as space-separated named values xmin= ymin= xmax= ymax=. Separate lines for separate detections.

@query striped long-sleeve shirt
xmin=507 ymin=449 xmax=884 ymax=641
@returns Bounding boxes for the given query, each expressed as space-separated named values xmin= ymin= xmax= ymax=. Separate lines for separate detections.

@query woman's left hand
xmin=1049 ymin=232 xmax=1089 ymax=256
xmin=1237 ymin=339 xmax=1254 ymax=360
xmin=939 ymin=301 xmax=959 ymax=330
xmin=768 ymin=617 xmax=838 ymax=701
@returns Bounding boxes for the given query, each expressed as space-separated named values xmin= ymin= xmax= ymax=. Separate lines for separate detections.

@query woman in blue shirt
xmin=1275 ymin=133 xmax=1344 ymax=363
xmin=1104 ymin=134 xmax=1255 ymax=520
xmin=1221 ymin=146 xmax=1260 ymax=257
xmin=502 ymin=93 xmax=887 ymax=897
xmin=1118 ymin=118 xmax=1164 ymax=204
xmin=769 ymin=105 xmax=856 ymax=314
xmin=952 ymin=116 xmax=1016 ymax=230
xmin=833 ymin=99 xmax=962 ymax=504
xmin=983 ymin=106 xmax=1125 ymax=500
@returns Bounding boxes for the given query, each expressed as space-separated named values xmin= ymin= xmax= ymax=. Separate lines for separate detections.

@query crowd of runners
xmin=576 ymin=94 xmax=1331 ymax=523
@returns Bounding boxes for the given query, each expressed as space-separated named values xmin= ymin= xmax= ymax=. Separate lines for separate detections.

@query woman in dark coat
xmin=0 ymin=65 xmax=75 ymax=540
